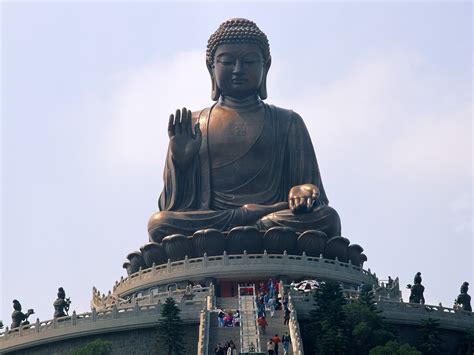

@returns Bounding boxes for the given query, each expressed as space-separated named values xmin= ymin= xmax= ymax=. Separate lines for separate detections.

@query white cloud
xmin=269 ymin=50 xmax=472 ymax=184
xmin=100 ymin=50 xmax=209 ymax=173
xmin=389 ymin=106 xmax=472 ymax=182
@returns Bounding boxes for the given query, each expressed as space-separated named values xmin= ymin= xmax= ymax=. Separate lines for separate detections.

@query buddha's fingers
xmin=306 ymin=197 xmax=313 ymax=209
xmin=168 ymin=114 xmax=175 ymax=138
xmin=186 ymin=109 xmax=192 ymax=136
xmin=175 ymin=109 xmax=182 ymax=134
xmin=298 ymin=197 xmax=305 ymax=209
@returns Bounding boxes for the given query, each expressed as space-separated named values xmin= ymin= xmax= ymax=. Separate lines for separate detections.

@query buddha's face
xmin=213 ymin=43 xmax=266 ymax=99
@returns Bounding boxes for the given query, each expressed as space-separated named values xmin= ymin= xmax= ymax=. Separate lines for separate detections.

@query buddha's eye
xmin=216 ymin=56 xmax=235 ymax=66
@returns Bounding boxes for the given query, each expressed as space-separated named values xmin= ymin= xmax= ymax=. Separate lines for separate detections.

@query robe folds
xmin=150 ymin=103 xmax=340 ymax=241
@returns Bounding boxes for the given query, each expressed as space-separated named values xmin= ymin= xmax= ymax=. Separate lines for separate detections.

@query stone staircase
xmin=238 ymin=284 xmax=262 ymax=353
xmin=208 ymin=314 xmax=241 ymax=354
xmin=259 ymin=308 xmax=293 ymax=354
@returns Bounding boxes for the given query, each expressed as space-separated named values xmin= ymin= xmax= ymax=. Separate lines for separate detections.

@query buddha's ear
xmin=259 ymin=56 xmax=272 ymax=100
xmin=207 ymin=62 xmax=221 ymax=101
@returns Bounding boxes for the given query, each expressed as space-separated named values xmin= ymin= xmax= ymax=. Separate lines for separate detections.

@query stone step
xmin=216 ymin=297 xmax=239 ymax=310
xmin=208 ymin=324 xmax=241 ymax=354
xmin=259 ymin=310 xmax=293 ymax=355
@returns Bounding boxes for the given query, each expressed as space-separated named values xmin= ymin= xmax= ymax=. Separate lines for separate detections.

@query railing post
xmin=203 ymin=252 xmax=208 ymax=267
xmin=92 ymin=308 xmax=97 ymax=322
xmin=184 ymin=255 xmax=189 ymax=269
xmin=35 ymin=318 xmax=40 ymax=333
xmin=167 ymin=259 xmax=172 ymax=273
xmin=134 ymin=300 xmax=140 ymax=316
xmin=72 ymin=311 xmax=77 ymax=325
xmin=223 ymin=251 xmax=227 ymax=266
xmin=53 ymin=317 xmax=58 ymax=329
xmin=112 ymin=304 xmax=118 ymax=319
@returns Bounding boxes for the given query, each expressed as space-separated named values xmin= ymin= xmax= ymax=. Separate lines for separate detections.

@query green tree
xmin=370 ymin=340 xmax=421 ymax=355
xmin=359 ymin=284 xmax=378 ymax=312
xmin=71 ymin=339 xmax=112 ymax=355
xmin=309 ymin=281 xmax=348 ymax=354
xmin=343 ymin=302 xmax=395 ymax=354
xmin=157 ymin=297 xmax=185 ymax=355
xmin=343 ymin=284 xmax=395 ymax=354
xmin=457 ymin=328 xmax=474 ymax=355
xmin=418 ymin=318 xmax=443 ymax=355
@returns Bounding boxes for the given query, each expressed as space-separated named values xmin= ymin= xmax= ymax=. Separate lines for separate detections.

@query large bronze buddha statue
xmin=147 ymin=18 xmax=341 ymax=242
xmin=123 ymin=19 xmax=365 ymax=274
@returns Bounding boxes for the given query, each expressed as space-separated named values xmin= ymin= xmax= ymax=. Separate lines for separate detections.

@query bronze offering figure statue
xmin=407 ymin=272 xmax=425 ymax=304
xmin=11 ymin=299 xmax=34 ymax=329
xmin=455 ymin=281 xmax=472 ymax=312
xmin=148 ymin=18 xmax=340 ymax=242
xmin=53 ymin=287 xmax=71 ymax=318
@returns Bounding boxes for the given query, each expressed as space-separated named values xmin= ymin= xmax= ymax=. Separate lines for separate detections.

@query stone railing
xmin=111 ymin=252 xmax=377 ymax=298
xmin=91 ymin=285 xmax=210 ymax=310
xmin=197 ymin=290 xmax=214 ymax=355
xmin=375 ymin=299 xmax=474 ymax=331
xmin=290 ymin=294 xmax=474 ymax=332
xmin=288 ymin=294 xmax=304 ymax=355
xmin=0 ymin=297 xmax=205 ymax=353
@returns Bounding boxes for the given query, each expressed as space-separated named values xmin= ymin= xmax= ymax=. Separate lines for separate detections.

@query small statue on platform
xmin=407 ymin=272 xmax=425 ymax=304
xmin=147 ymin=18 xmax=341 ymax=242
xmin=53 ymin=287 xmax=71 ymax=318
xmin=387 ymin=276 xmax=394 ymax=289
xmin=11 ymin=299 xmax=34 ymax=329
xmin=455 ymin=281 xmax=471 ymax=312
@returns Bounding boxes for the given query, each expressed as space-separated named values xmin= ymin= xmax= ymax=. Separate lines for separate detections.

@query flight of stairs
xmin=208 ymin=297 xmax=241 ymax=354
xmin=259 ymin=308 xmax=293 ymax=354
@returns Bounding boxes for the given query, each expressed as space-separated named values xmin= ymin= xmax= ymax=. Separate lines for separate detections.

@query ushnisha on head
xmin=206 ymin=18 xmax=271 ymax=100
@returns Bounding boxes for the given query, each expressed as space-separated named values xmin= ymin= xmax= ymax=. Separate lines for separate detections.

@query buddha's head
xmin=207 ymin=18 xmax=271 ymax=101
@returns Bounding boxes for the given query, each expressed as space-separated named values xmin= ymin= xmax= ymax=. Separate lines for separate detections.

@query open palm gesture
xmin=168 ymin=107 xmax=202 ymax=170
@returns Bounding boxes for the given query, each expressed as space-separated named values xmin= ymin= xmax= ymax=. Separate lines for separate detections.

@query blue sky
xmin=1 ymin=2 xmax=472 ymax=322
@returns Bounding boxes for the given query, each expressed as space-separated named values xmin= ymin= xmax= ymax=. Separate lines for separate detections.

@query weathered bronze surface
xmin=11 ymin=300 xmax=34 ymax=329
xmin=119 ymin=18 xmax=363 ymax=274
xmin=53 ymin=287 xmax=71 ymax=318
xmin=147 ymin=18 xmax=341 ymax=243
xmin=456 ymin=282 xmax=472 ymax=312
xmin=407 ymin=272 xmax=425 ymax=304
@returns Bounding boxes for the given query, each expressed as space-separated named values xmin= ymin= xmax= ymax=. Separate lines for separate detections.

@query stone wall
xmin=9 ymin=324 xmax=198 ymax=355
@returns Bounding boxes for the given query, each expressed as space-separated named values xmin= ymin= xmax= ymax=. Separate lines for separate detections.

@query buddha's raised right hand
xmin=168 ymin=107 xmax=202 ymax=170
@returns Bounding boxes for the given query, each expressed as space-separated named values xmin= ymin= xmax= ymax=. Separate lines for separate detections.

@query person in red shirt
xmin=258 ymin=316 xmax=268 ymax=334
xmin=271 ymin=334 xmax=281 ymax=354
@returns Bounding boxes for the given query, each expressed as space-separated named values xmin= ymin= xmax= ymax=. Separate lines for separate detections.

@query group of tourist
xmin=255 ymin=278 xmax=292 ymax=335
xmin=217 ymin=309 xmax=240 ymax=327
xmin=267 ymin=332 xmax=291 ymax=355
xmin=214 ymin=340 xmax=237 ymax=355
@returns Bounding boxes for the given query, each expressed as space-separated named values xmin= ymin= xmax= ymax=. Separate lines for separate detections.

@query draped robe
xmin=149 ymin=103 xmax=340 ymax=242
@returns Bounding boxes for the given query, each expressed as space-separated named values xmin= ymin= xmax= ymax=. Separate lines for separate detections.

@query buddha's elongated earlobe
xmin=207 ymin=63 xmax=221 ymax=101
xmin=258 ymin=57 xmax=271 ymax=100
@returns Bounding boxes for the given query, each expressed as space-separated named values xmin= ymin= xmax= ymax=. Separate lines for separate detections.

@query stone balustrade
xmin=288 ymin=294 xmax=304 ymax=355
xmin=197 ymin=294 xmax=213 ymax=355
xmin=291 ymin=294 xmax=474 ymax=332
xmin=0 ymin=296 xmax=206 ymax=353
xmin=91 ymin=285 xmax=210 ymax=310
xmin=110 ymin=252 xmax=377 ymax=299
